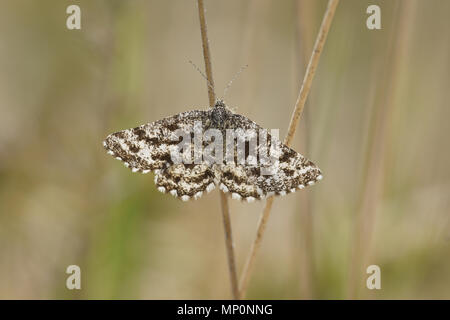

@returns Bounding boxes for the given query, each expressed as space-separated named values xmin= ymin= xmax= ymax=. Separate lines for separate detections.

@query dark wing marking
xmin=218 ymin=163 xmax=264 ymax=202
xmin=255 ymin=143 xmax=323 ymax=195
xmin=218 ymin=113 xmax=322 ymax=201
xmin=219 ymin=146 xmax=322 ymax=201
xmin=154 ymin=163 xmax=217 ymax=201
xmin=103 ymin=110 xmax=210 ymax=173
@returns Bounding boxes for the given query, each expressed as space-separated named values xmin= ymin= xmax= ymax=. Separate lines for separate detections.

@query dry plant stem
xmin=196 ymin=0 xmax=239 ymax=300
xmin=197 ymin=0 xmax=215 ymax=104
xmin=285 ymin=0 xmax=339 ymax=147
xmin=239 ymin=0 xmax=339 ymax=299
xmin=219 ymin=191 xmax=239 ymax=299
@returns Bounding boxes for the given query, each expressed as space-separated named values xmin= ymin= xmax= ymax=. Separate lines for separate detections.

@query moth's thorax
xmin=211 ymin=100 xmax=230 ymax=129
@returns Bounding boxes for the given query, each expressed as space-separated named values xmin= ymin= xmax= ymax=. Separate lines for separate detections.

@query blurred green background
xmin=0 ymin=0 xmax=449 ymax=299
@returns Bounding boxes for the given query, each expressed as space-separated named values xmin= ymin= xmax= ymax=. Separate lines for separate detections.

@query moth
xmin=103 ymin=100 xmax=322 ymax=202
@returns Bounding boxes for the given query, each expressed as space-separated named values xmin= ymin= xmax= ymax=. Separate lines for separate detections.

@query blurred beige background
xmin=0 ymin=0 xmax=449 ymax=299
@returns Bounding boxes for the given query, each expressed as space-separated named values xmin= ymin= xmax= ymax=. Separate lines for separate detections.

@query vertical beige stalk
xmin=196 ymin=0 xmax=239 ymax=300
xmin=239 ymin=0 xmax=340 ymax=299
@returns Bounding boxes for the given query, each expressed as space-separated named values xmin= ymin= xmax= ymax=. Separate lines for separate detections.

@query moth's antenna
xmin=222 ymin=64 xmax=248 ymax=100
xmin=189 ymin=60 xmax=216 ymax=98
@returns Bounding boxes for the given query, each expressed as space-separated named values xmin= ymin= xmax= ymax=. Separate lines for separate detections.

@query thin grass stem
xmin=196 ymin=0 xmax=239 ymax=300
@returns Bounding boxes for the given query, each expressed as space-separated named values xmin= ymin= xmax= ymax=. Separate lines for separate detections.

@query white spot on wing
xmin=194 ymin=191 xmax=203 ymax=199
xmin=246 ymin=196 xmax=255 ymax=203
xmin=256 ymin=187 xmax=263 ymax=196
xmin=231 ymin=193 xmax=241 ymax=200
xmin=220 ymin=183 xmax=229 ymax=193
xmin=206 ymin=183 xmax=215 ymax=193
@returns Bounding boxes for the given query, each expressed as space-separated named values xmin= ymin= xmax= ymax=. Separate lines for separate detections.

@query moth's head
xmin=214 ymin=99 xmax=226 ymax=109
xmin=211 ymin=99 xmax=228 ymax=128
